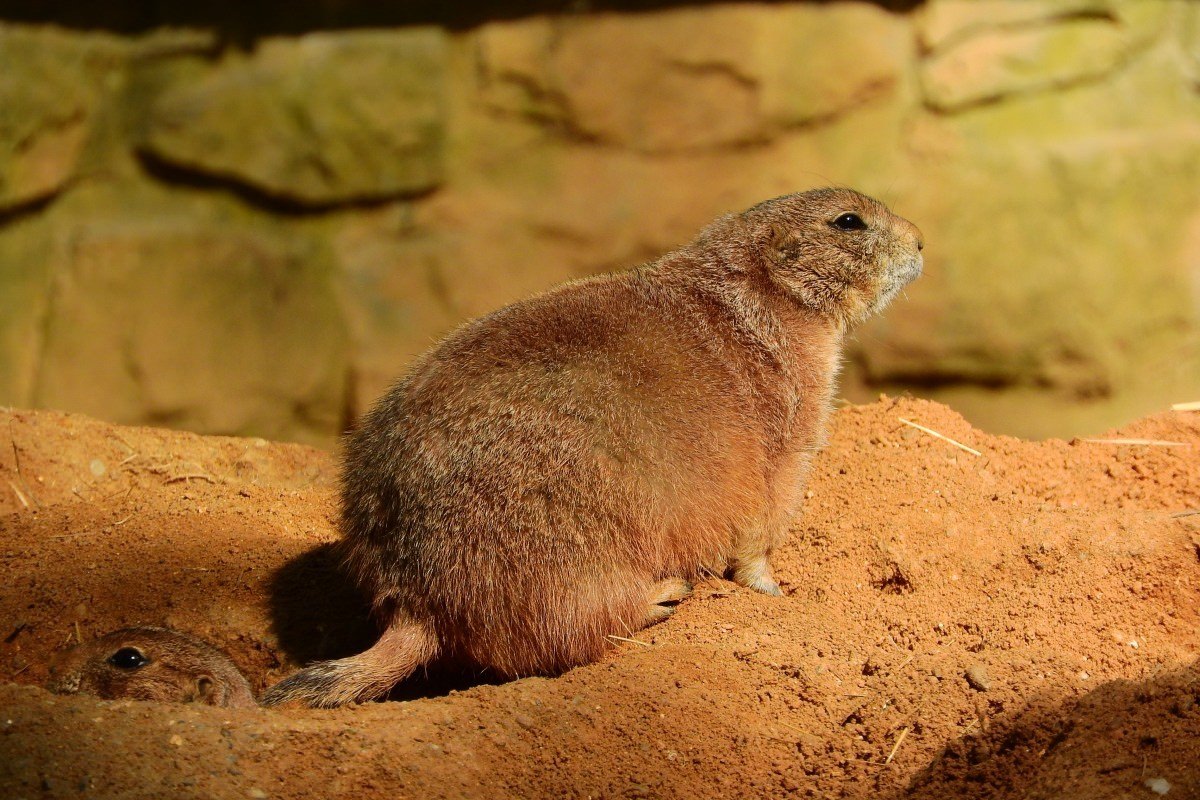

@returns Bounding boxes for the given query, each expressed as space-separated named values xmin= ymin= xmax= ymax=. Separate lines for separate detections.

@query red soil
xmin=1 ymin=397 xmax=1197 ymax=799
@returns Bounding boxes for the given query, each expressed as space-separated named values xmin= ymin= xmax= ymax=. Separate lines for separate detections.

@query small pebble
xmin=965 ymin=664 xmax=991 ymax=692
xmin=89 ymin=459 xmax=106 ymax=477
xmin=515 ymin=714 xmax=535 ymax=730
xmin=1145 ymin=777 xmax=1170 ymax=795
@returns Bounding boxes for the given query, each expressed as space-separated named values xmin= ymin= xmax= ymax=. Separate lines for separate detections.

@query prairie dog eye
xmin=830 ymin=213 xmax=867 ymax=231
xmin=108 ymin=647 xmax=149 ymax=669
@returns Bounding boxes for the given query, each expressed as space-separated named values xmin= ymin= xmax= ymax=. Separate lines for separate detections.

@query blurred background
xmin=0 ymin=0 xmax=1197 ymax=447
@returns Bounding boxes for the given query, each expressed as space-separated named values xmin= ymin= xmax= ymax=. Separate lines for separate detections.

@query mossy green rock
xmin=0 ymin=26 xmax=124 ymax=211
xmin=141 ymin=30 xmax=447 ymax=206
xmin=33 ymin=189 xmax=348 ymax=444
xmin=919 ymin=1 xmax=1167 ymax=110
xmin=0 ymin=216 xmax=55 ymax=407
xmin=329 ymin=205 xmax=461 ymax=412
xmin=858 ymin=22 xmax=1200 ymax=405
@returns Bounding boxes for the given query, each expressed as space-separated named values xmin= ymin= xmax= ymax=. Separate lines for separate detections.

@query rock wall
xmin=1 ymin=0 xmax=1198 ymax=445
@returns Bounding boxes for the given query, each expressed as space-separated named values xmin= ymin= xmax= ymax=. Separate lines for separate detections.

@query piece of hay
xmin=884 ymin=726 xmax=909 ymax=765
xmin=897 ymin=418 xmax=981 ymax=457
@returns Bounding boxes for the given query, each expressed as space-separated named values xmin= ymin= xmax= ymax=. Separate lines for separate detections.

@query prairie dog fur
xmin=264 ymin=187 xmax=923 ymax=708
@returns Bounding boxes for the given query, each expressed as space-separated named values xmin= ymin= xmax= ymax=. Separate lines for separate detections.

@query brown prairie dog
xmin=46 ymin=626 xmax=257 ymax=708
xmin=264 ymin=187 xmax=924 ymax=708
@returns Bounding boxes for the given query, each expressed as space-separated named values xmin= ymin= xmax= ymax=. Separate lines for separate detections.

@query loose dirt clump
xmin=1 ymin=397 xmax=1197 ymax=799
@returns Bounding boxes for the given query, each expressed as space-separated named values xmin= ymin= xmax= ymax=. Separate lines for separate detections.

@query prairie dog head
xmin=46 ymin=626 xmax=256 ymax=708
xmin=744 ymin=187 xmax=923 ymax=328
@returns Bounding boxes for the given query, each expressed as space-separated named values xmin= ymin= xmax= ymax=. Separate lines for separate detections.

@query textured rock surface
xmin=141 ymin=29 xmax=447 ymax=206
xmin=0 ymin=215 xmax=56 ymax=408
xmin=31 ymin=187 xmax=348 ymax=444
xmin=330 ymin=204 xmax=461 ymax=411
xmin=874 ymin=8 xmax=1200 ymax=403
xmin=0 ymin=1 xmax=1198 ymax=445
xmin=477 ymin=4 xmax=908 ymax=151
xmin=918 ymin=1 xmax=1168 ymax=110
xmin=0 ymin=26 xmax=118 ymax=211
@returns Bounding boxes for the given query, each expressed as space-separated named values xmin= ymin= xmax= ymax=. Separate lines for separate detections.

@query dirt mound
xmin=1 ymin=398 xmax=1198 ymax=799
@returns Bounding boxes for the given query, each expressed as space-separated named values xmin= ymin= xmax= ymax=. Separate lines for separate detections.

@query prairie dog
xmin=47 ymin=626 xmax=256 ymax=708
xmin=264 ymin=187 xmax=923 ymax=707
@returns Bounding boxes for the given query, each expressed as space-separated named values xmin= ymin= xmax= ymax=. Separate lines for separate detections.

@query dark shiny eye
xmin=830 ymin=213 xmax=868 ymax=231
xmin=108 ymin=647 xmax=148 ymax=670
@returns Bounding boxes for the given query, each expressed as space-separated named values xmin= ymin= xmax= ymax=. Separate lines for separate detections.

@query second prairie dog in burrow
xmin=47 ymin=626 xmax=257 ymax=708
xmin=263 ymin=187 xmax=924 ymax=708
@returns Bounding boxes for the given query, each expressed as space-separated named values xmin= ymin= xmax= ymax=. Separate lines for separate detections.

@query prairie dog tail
xmin=261 ymin=616 xmax=438 ymax=708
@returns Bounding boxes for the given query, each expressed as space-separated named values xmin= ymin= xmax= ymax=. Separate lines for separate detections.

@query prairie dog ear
xmin=764 ymin=223 xmax=801 ymax=265
xmin=194 ymin=675 xmax=218 ymax=705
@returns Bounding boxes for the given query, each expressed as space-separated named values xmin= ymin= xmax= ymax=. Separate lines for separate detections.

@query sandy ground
xmin=0 ymin=397 xmax=1197 ymax=799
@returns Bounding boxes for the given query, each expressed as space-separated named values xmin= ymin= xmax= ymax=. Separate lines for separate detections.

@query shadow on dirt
xmin=266 ymin=543 xmax=509 ymax=701
xmin=386 ymin=664 xmax=510 ymax=702
xmin=890 ymin=661 xmax=1200 ymax=799
xmin=266 ymin=543 xmax=375 ymax=666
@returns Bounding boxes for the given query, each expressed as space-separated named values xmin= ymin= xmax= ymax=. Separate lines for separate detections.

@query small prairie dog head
xmin=46 ymin=626 xmax=256 ymax=708
xmin=741 ymin=187 xmax=924 ymax=328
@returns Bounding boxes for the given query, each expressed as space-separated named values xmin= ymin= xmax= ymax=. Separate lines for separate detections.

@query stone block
xmin=919 ymin=0 xmax=1114 ymax=51
xmin=0 ymin=217 xmax=55 ymax=407
xmin=330 ymin=205 xmax=461 ymax=411
xmin=756 ymin=3 xmax=910 ymax=128
xmin=859 ymin=41 xmax=1200 ymax=397
xmin=0 ymin=26 xmax=122 ymax=211
xmin=141 ymin=29 xmax=448 ymax=207
xmin=475 ymin=3 xmax=907 ymax=152
xmin=919 ymin=1 xmax=1169 ymax=111
xmin=35 ymin=210 xmax=348 ymax=444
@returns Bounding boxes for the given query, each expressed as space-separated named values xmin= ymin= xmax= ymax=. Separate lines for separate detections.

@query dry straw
xmin=606 ymin=634 xmax=652 ymax=648
xmin=897 ymin=418 xmax=982 ymax=457
xmin=884 ymin=726 xmax=910 ymax=765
